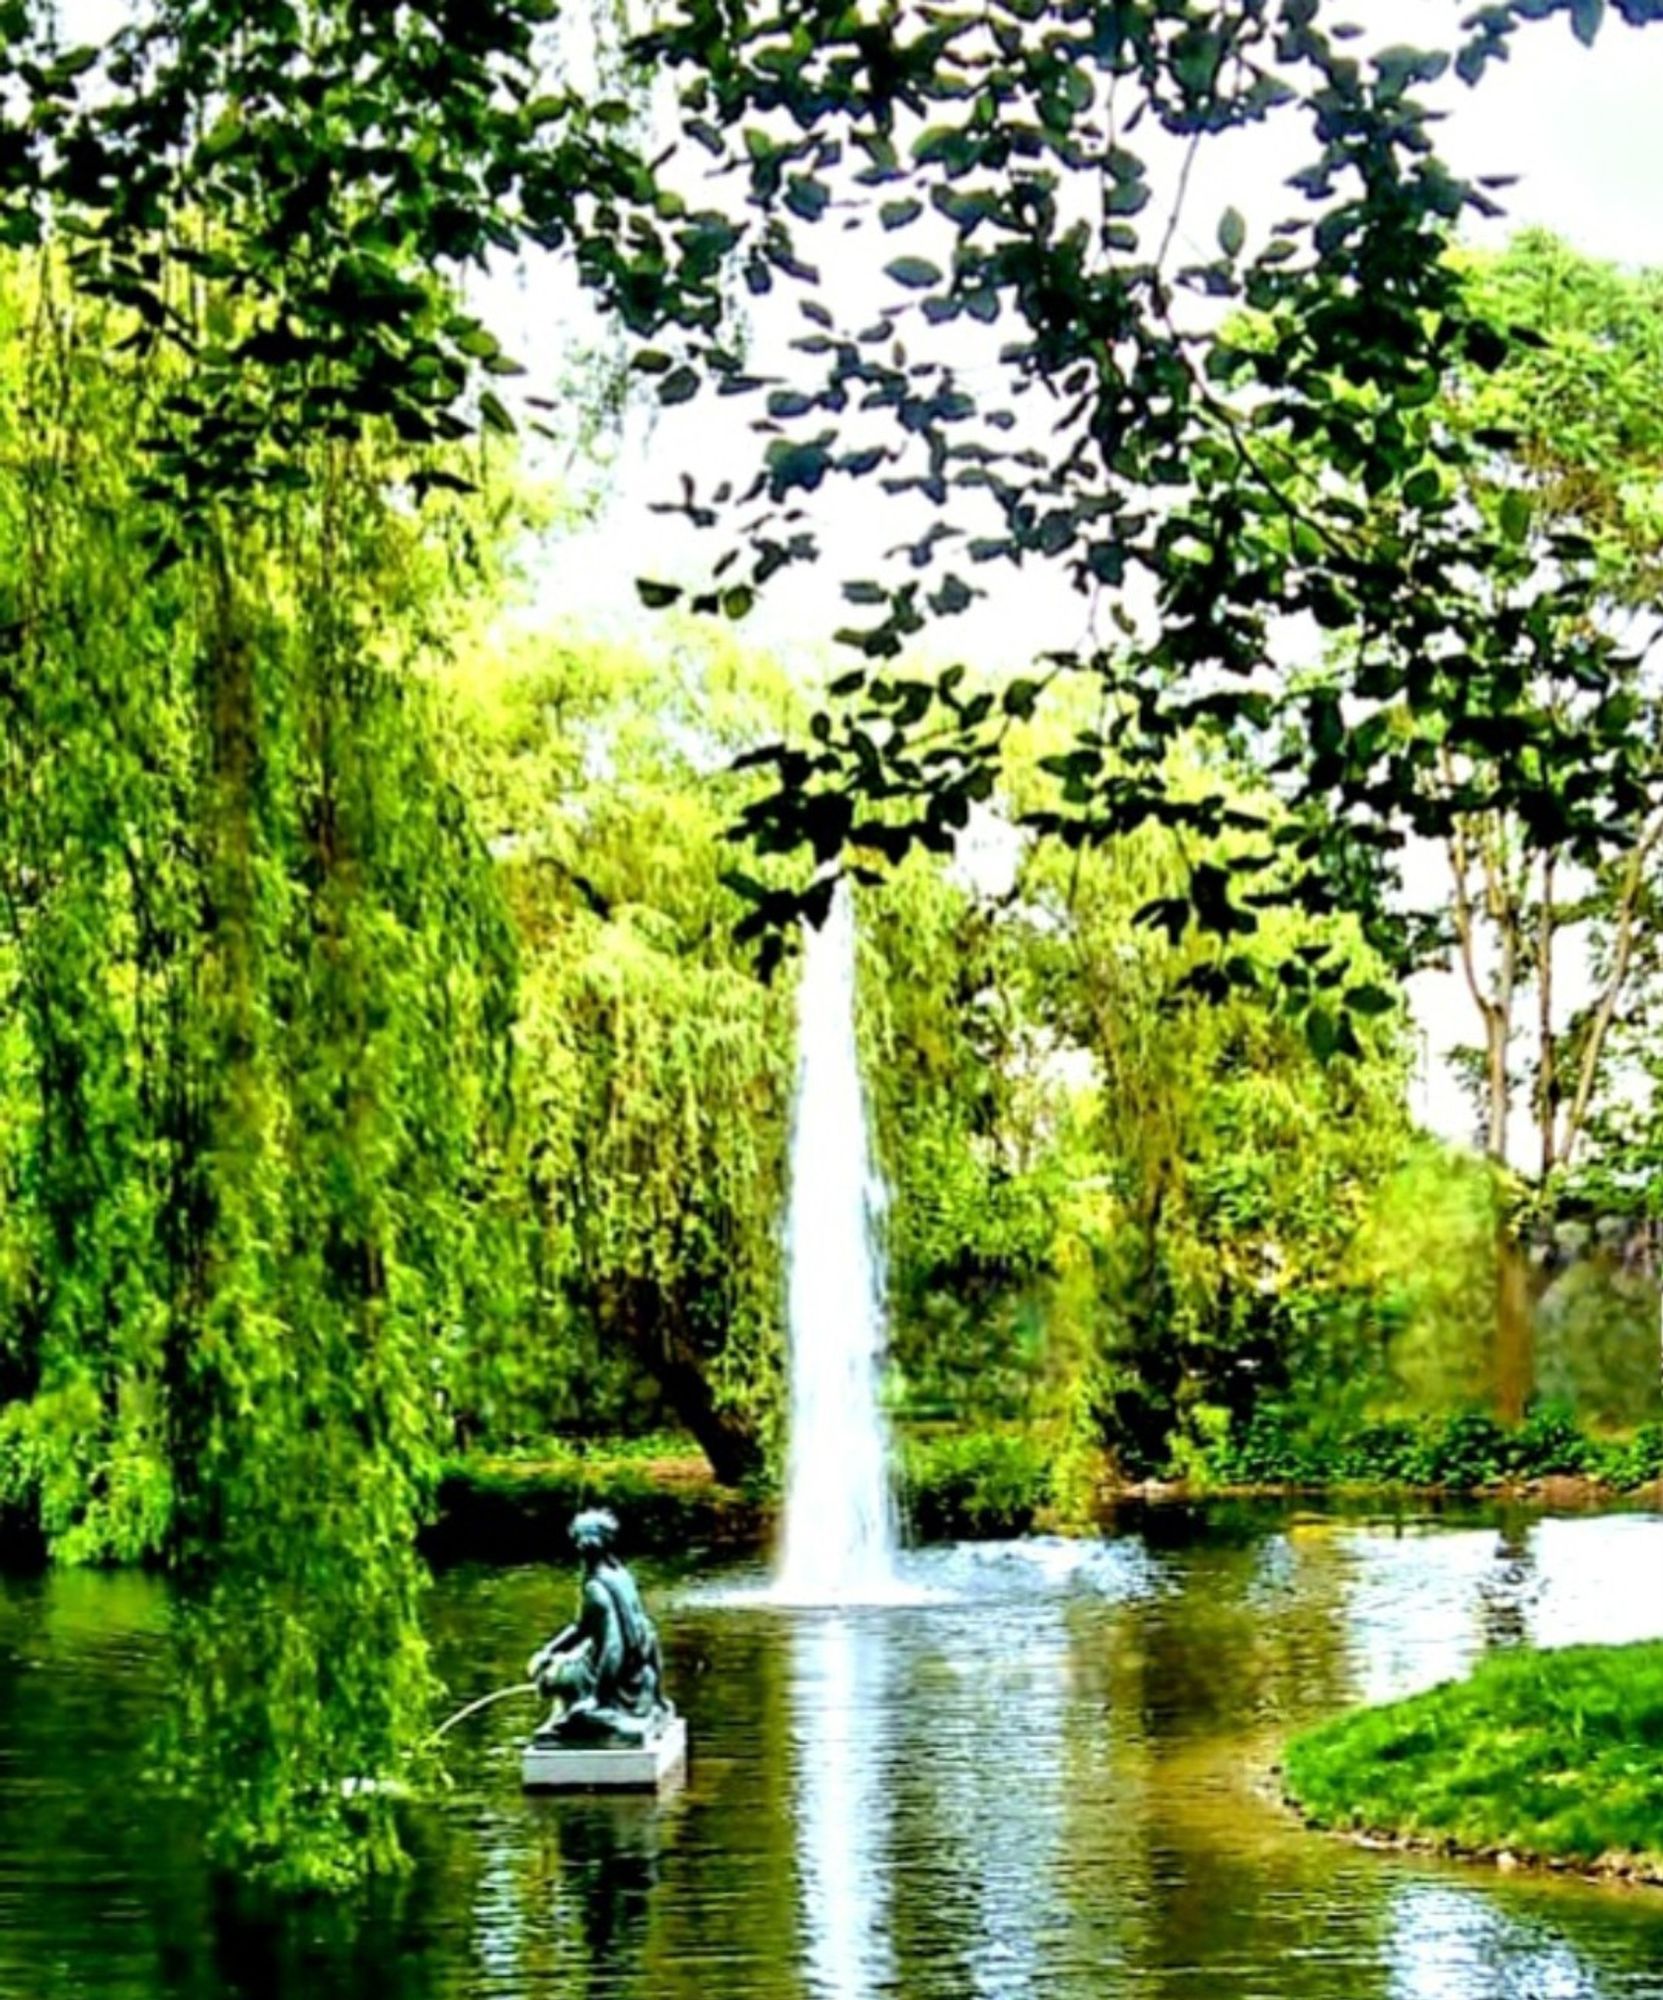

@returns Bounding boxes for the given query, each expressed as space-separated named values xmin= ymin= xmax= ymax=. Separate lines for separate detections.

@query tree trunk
xmin=1493 ymin=1212 xmax=1534 ymax=1428
xmin=597 ymin=1277 xmax=765 ymax=1487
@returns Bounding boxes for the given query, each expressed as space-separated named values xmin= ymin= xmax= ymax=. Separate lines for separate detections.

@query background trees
xmin=444 ymin=630 xmax=800 ymax=1480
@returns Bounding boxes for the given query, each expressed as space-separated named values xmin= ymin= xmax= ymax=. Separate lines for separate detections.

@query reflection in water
xmin=556 ymin=1800 xmax=664 ymax=1981
xmin=788 ymin=1566 xmax=1094 ymax=2000
xmin=1386 ymin=1882 xmax=1604 ymax=2000
xmin=4 ymin=1512 xmax=1663 ymax=1999
xmin=1477 ymin=1522 xmax=1540 ymax=1653
xmin=909 ymin=1598 xmax=1070 ymax=2000
xmin=466 ymin=1782 xmax=667 ymax=1995
xmin=1524 ymin=1516 xmax=1663 ymax=1649
xmin=1343 ymin=1524 xmax=1505 ymax=1704
xmin=792 ymin=1614 xmax=895 ymax=2000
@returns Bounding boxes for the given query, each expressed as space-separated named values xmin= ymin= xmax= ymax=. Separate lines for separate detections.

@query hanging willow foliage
xmin=0 ymin=253 xmax=518 ymax=1882
xmin=445 ymin=633 xmax=799 ymax=1483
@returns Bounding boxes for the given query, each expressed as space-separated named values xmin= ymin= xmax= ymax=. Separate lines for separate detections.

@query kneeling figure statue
xmin=528 ymin=1508 xmax=675 ymax=1747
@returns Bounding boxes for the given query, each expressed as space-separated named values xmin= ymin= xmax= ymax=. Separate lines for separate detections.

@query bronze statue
xmin=527 ymin=1508 xmax=675 ymax=1746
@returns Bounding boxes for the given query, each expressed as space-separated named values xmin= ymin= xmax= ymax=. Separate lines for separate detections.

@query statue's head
xmin=569 ymin=1508 xmax=620 ymax=1559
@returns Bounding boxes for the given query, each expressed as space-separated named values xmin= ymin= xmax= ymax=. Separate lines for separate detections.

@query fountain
xmin=775 ymin=881 xmax=901 ymax=1603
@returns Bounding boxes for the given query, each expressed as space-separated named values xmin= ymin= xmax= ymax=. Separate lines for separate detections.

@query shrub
xmin=1205 ymin=1401 xmax=1653 ymax=1491
xmin=1509 ymin=1406 xmax=1597 ymax=1479
xmin=1606 ymin=1422 xmax=1663 ymax=1491
xmin=901 ymin=1429 xmax=1055 ymax=1539
xmin=1419 ymin=1411 xmax=1510 ymax=1488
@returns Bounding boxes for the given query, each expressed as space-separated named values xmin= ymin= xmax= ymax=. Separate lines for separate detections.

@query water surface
xmin=3 ymin=1507 xmax=1663 ymax=1998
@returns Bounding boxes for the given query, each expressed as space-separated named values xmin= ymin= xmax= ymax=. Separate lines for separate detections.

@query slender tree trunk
xmin=1476 ymin=961 xmax=1536 ymax=1424
xmin=1458 ymin=814 xmax=1536 ymax=1426
xmin=1493 ymin=1211 xmax=1533 ymax=1427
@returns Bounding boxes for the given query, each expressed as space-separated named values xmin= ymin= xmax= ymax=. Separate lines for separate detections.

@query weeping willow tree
xmin=0 ymin=258 xmax=519 ymax=1883
xmin=445 ymin=631 xmax=799 ymax=1481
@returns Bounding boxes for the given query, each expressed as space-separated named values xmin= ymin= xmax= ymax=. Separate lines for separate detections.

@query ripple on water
xmin=678 ymin=1534 xmax=1166 ymax=1613
xmin=5 ymin=1509 xmax=1663 ymax=1999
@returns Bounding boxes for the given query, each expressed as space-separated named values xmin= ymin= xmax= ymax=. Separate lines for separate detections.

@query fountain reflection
xmin=791 ymin=1613 xmax=897 ymax=2000
xmin=788 ymin=1564 xmax=1090 ymax=2000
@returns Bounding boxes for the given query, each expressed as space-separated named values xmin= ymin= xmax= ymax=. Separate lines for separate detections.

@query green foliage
xmin=1340 ymin=1141 xmax=1499 ymax=1414
xmin=0 ymin=1 xmax=712 ymax=530
xmin=1209 ymin=1402 xmax=1662 ymax=1491
xmin=423 ymin=1448 xmax=765 ymax=1567
xmin=860 ymin=856 xmax=1066 ymax=1422
xmin=1004 ymin=727 xmax=1412 ymax=1476
xmin=442 ymin=630 xmax=801 ymax=1481
xmin=6 ymin=0 xmax=1657 ymax=1027
xmin=0 ymin=255 xmax=517 ymax=1883
xmin=899 ymin=1429 xmax=1055 ymax=1541
xmin=1285 ymin=1641 xmax=1663 ymax=1875
xmin=668 ymin=3 xmax=1663 ymax=1044
xmin=1611 ymin=1424 xmax=1663 ymax=1488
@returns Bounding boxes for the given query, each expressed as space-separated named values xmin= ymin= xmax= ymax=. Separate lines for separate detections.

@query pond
xmin=3 ymin=1506 xmax=1663 ymax=1998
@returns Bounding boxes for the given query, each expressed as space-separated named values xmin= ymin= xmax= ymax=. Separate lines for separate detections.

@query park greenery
xmin=1285 ymin=1641 xmax=1663 ymax=1881
xmin=0 ymin=0 xmax=1660 ymax=1890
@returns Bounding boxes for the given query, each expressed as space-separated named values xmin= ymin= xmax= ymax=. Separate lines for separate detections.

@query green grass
xmin=1285 ymin=1641 xmax=1663 ymax=1878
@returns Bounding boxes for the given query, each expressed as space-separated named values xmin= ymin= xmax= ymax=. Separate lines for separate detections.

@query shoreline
xmin=3 ymin=1459 xmax=1654 ymax=1572
xmin=420 ymin=1456 xmax=1660 ymax=1564
xmin=1281 ymin=1794 xmax=1663 ymax=1892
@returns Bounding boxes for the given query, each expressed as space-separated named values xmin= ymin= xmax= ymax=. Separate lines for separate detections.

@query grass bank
xmin=1284 ymin=1642 xmax=1663 ymax=1884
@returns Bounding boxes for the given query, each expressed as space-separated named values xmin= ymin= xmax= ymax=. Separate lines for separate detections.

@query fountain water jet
xmin=774 ymin=882 xmax=902 ymax=1604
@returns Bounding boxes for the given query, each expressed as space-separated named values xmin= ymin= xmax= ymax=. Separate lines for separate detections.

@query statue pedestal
xmin=521 ymin=1715 xmax=687 ymax=1793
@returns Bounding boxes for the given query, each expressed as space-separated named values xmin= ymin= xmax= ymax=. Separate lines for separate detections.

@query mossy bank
xmin=1284 ymin=1642 xmax=1663 ymax=1885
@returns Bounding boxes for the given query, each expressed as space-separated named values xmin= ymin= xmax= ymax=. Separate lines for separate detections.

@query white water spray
xmin=775 ymin=882 xmax=900 ymax=1603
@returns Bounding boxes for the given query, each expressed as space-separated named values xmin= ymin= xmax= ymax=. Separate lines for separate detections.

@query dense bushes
xmin=899 ymin=1430 xmax=1057 ymax=1539
xmin=1209 ymin=1405 xmax=1663 ymax=1493
xmin=422 ymin=1453 xmax=765 ymax=1565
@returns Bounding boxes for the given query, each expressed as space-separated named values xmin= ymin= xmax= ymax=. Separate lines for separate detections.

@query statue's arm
xmin=527 ymin=1618 xmax=580 ymax=1681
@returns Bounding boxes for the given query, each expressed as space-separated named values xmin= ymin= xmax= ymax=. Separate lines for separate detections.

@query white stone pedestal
xmin=521 ymin=1715 xmax=687 ymax=1793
